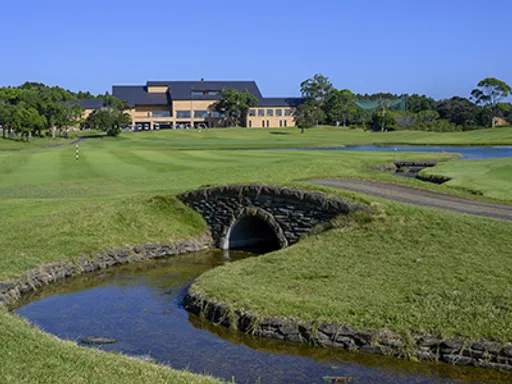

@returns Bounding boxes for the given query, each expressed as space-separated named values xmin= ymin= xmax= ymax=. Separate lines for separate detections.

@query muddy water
xmin=14 ymin=251 xmax=511 ymax=384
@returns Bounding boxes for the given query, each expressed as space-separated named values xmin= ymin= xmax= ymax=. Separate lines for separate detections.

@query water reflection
xmin=14 ymin=251 xmax=511 ymax=384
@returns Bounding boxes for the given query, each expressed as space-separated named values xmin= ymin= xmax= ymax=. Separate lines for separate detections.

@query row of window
xmin=149 ymin=110 xmax=227 ymax=119
xmin=148 ymin=109 xmax=293 ymax=119
xmin=248 ymin=120 xmax=289 ymax=128
xmin=249 ymin=109 xmax=293 ymax=117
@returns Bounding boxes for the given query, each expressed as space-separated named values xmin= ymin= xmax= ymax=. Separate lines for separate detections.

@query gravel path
xmin=309 ymin=179 xmax=512 ymax=221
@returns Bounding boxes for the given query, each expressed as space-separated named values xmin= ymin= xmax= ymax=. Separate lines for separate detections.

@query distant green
xmin=421 ymin=158 xmax=512 ymax=200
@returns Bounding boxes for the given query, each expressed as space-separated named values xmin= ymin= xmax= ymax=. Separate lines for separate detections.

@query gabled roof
xmin=146 ymin=80 xmax=264 ymax=100
xmin=112 ymin=86 xmax=170 ymax=106
xmin=67 ymin=99 xmax=105 ymax=109
xmin=257 ymin=97 xmax=304 ymax=107
xmin=112 ymin=81 xmax=302 ymax=107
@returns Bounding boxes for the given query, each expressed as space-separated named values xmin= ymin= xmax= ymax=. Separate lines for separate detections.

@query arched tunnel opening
xmin=227 ymin=215 xmax=282 ymax=254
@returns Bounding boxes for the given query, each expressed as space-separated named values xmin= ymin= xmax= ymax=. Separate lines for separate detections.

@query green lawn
xmin=0 ymin=128 xmax=511 ymax=383
xmin=76 ymin=126 xmax=512 ymax=150
xmin=5 ymin=126 xmax=512 ymax=151
xmin=421 ymin=158 xmax=512 ymax=200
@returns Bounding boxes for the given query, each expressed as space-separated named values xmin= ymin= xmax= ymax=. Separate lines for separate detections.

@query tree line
xmin=294 ymin=74 xmax=512 ymax=132
xmin=0 ymin=82 xmax=130 ymax=141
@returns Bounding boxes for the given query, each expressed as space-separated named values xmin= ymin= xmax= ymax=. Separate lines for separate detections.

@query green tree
xmin=85 ymin=108 xmax=130 ymax=136
xmin=406 ymin=94 xmax=437 ymax=113
xmin=300 ymin=74 xmax=332 ymax=125
xmin=0 ymin=101 xmax=13 ymax=139
xmin=21 ymin=107 xmax=46 ymax=141
xmin=294 ymin=103 xmax=326 ymax=134
xmin=437 ymin=97 xmax=479 ymax=129
xmin=471 ymin=77 xmax=512 ymax=127
xmin=300 ymin=74 xmax=333 ymax=103
xmin=325 ymin=89 xmax=357 ymax=126
xmin=213 ymin=88 xmax=258 ymax=127
xmin=370 ymin=111 xmax=395 ymax=132
xmin=416 ymin=110 xmax=440 ymax=123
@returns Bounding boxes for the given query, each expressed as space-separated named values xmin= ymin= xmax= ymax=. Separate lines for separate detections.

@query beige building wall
xmin=247 ymin=107 xmax=296 ymax=128
xmin=147 ymin=86 xmax=168 ymax=93
xmin=124 ymin=101 xmax=297 ymax=129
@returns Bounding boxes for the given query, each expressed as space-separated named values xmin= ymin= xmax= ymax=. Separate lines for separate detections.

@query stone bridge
xmin=178 ymin=185 xmax=364 ymax=252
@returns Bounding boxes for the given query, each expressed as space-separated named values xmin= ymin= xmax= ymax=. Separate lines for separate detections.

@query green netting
xmin=356 ymin=96 xmax=407 ymax=112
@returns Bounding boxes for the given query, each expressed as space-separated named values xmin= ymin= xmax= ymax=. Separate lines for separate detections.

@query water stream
xmin=13 ymin=250 xmax=511 ymax=384
xmin=263 ymin=145 xmax=512 ymax=160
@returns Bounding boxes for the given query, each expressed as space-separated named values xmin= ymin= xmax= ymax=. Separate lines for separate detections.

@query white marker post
xmin=76 ymin=144 xmax=79 ymax=162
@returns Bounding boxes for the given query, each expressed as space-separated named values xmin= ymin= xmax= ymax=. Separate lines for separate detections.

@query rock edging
xmin=0 ymin=233 xmax=212 ymax=308
xmin=183 ymin=293 xmax=512 ymax=372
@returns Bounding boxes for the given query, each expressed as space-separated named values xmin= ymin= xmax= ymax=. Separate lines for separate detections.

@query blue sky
xmin=1 ymin=0 xmax=510 ymax=100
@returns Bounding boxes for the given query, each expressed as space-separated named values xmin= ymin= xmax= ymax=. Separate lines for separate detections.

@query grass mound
xmin=191 ymin=201 xmax=512 ymax=342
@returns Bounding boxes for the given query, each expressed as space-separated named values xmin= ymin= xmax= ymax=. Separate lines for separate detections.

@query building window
xmin=194 ymin=110 xmax=209 ymax=118
xmin=249 ymin=120 xmax=252 ymax=128
xmin=276 ymin=109 xmax=282 ymax=116
xmin=249 ymin=109 xmax=256 ymax=117
xmin=284 ymin=109 xmax=291 ymax=116
xmin=152 ymin=111 xmax=171 ymax=117
xmin=267 ymin=120 xmax=270 ymax=127
xmin=210 ymin=111 xmax=226 ymax=118
xmin=258 ymin=109 xmax=265 ymax=117
xmin=284 ymin=120 xmax=287 ymax=127
xmin=279 ymin=120 xmax=282 ymax=127
xmin=262 ymin=120 xmax=265 ymax=127
xmin=267 ymin=109 xmax=273 ymax=116
xmin=176 ymin=110 xmax=191 ymax=118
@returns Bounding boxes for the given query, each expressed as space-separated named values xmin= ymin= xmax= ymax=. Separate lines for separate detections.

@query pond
xmin=13 ymin=251 xmax=511 ymax=384
xmin=265 ymin=146 xmax=512 ymax=160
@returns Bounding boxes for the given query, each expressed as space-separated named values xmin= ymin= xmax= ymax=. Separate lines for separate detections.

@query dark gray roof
xmin=67 ymin=99 xmax=104 ymax=109
xmin=112 ymin=81 xmax=301 ymax=107
xmin=257 ymin=97 xmax=304 ymax=107
xmin=146 ymin=80 xmax=263 ymax=100
xmin=112 ymin=86 xmax=170 ymax=106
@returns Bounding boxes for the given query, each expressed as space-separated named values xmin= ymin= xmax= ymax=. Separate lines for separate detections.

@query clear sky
xmin=1 ymin=0 xmax=510 ymax=100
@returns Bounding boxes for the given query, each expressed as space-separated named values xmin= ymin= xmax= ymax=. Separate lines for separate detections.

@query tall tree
xmin=213 ymin=88 xmax=258 ymax=127
xmin=325 ymin=89 xmax=357 ymax=126
xmin=471 ymin=77 xmax=512 ymax=127
xmin=294 ymin=103 xmax=325 ymax=134
xmin=300 ymin=74 xmax=333 ymax=122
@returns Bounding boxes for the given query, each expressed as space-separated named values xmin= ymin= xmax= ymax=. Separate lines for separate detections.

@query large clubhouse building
xmin=80 ymin=80 xmax=303 ymax=129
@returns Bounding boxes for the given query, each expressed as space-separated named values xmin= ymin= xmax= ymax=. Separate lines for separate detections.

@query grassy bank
xmin=0 ymin=129 xmax=511 ymax=382
xmin=191 ymin=202 xmax=512 ymax=342
xmin=0 ymin=310 xmax=222 ymax=384
xmin=421 ymin=158 xmax=512 ymax=201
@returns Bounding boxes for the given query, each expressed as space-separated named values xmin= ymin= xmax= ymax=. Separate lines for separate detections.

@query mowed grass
xmin=421 ymin=158 xmax=512 ymax=200
xmin=0 ymin=128 xmax=511 ymax=383
xmin=191 ymin=203 xmax=512 ymax=342
xmin=76 ymin=126 xmax=512 ymax=150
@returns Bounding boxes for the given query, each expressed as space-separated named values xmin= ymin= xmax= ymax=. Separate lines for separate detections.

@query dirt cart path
xmin=309 ymin=179 xmax=512 ymax=221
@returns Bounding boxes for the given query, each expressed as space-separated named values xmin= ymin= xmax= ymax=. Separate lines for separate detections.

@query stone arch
xmin=221 ymin=207 xmax=288 ymax=253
